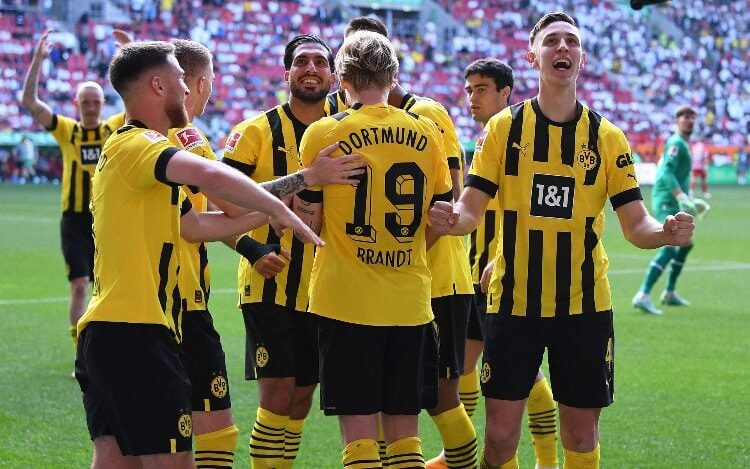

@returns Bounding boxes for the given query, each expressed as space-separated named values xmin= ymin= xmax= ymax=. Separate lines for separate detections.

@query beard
xmin=166 ymin=94 xmax=189 ymax=129
xmin=290 ymin=82 xmax=329 ymax=104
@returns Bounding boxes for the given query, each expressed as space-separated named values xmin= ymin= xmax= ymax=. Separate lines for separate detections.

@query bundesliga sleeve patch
xmin=141 ymin=130 xmax=168 ymax=143
xmin=476 ymin=128 xmax=488 ymax=151
xmin=176 ymin=127 xmax=205 ymax=151
xmin=225 ymin=131 xmax=241 ymax=153
xmin=668 ymin=145 xmax=678 ymax=157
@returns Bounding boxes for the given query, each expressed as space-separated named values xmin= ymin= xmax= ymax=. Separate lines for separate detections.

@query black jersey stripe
xmin=499 ymin=210 xmax=517 ymax=313
xmin=157 ymin=242 xmax=174 ymax=314
xmin=555 ymin=231 xmax=572 ymax=317
xmin=505 ymin=102 xmax=525 ymax=176
xmin=221 ymin=157 xmax=256 ymax=177
xmin=284 ymin=236 xmax=305 ymax=310
xmin=582 ymin=217 xmax=598 ymax=313
xmin=469 ymin=229 xmax=478 ymax=280
xmin=533 ymin=117 xmax=549 ymax=162
xmin=261 ymin=230 xmax=281 ymax=304
xmin=266 ymin=108 xmax=287 ymax=176
xmin=526 ymin=229 xmax=543 ymax=317
xmin=82 ymin=170 xmax=91 ymax=213
xmin=326 ymin=93 xmax=339 ymax=114
xmin=561 ymin=123 xmax=576 ymax=166
xmin=477 ymin=209 xmax=496 ymax=283
xmin=67 ymin=161 xmax=77 ymax=213
xmin=584 ymin=109 xmax=602 ymax=185
xmin=171 ymin=282 xmax=182 ymax=342
xmin=199 ymin=242 xmax=209 ymax=303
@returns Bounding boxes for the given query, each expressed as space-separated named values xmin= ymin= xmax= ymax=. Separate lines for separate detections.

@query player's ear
xmin=151 ymin=76 xmax=165 ymax=96
xmin=284 ymin=70 xmax=291 ymax=86
xmin=527 ymin=50 xmax=538 ymax=69
xmin=580 ymin=51 xmax=586 ymax=69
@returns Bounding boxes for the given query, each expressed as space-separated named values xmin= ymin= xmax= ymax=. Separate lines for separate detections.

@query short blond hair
xmin=76 ymin=81 xmax=104 ymax=100
xmin=334 ymin=30 xmax=398 ymax=92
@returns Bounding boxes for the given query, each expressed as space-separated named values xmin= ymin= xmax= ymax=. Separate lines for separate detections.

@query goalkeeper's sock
xmin=666 ymin=244 xmax=693 ymax=292
xmin=640 ymin=246 xmax=677 ymax=294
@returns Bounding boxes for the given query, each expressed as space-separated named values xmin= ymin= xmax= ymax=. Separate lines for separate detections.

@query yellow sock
xmin=343 ymin=438 xmax=382 ymax=468
xmin=458 ymin=368 xmax=480 ymax=418
xmin=431 ymin=404 xmax=477 ymax=468
xmin=385 ymin=436 xmax=424 ymax=468
xmin=527 ymin=378 xmax=558 ymax=467
xmin=195 ymin=424 xmax=239 ymax=468
xmin=479 ymin=451 xmax=518 ymax=469
xmin=283 ymin=418 xmax=305 ymax=468
xmin=69 ymin=325 xmax=78 ymax=348
xmin=249 ymin=407 xmax=288 ymax=468
xmin=376 ymin=415 xmax=387 ymax=462
xmin=563 ymin=444 xmax=600 ymax=469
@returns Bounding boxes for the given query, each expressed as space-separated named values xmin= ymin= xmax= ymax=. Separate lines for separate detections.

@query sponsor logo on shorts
xmin=576 ymin=144 xmax=599 ymax=171
xmin=177 ymin=412 xmax=192 ymax=438
xmin=605 ymin=337 xmax=614 ymax=372
xmin=255 ymin=346 xmax=269 ymax=368
xmin=480 ymin=362 xmax=491 ymax=384
xmin=210 ymin=375 xmax=228 ymax=399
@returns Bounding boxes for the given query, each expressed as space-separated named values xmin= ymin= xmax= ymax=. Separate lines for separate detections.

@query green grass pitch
xmin=0 ymin=184 xmax=748 ymax=467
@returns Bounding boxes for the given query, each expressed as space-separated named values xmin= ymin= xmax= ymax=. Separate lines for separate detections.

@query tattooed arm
xmin=261 ymin=171 xmax=309 ymax=199
xmin=292 ymin=192 xmax=323 ymax=235
xmin=22 ymin=29 xmax=55 ymax=129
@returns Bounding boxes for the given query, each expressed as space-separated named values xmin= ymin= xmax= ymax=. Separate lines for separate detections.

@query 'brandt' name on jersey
xmin=339 ymin=127 xmax=428 ymax=154
xmin=357 ymin=247 xmax=413 ymax=267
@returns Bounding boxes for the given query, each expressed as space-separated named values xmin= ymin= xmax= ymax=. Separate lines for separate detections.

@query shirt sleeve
xmin=298 ymin=120 xmax=330 ymax=192
xmin=48 ymin=114 xmax=75 ymax=144
xmin=602 ymin=126 xmax=643 ymax=209
xmin=123 ymin=130 xmax=181 ymax=190
xmin=221 ymin=121 xmax=262 ymax=177
xmin=466 ymin=112 xmax=508 ymax=197
xmin=429 ymin=124 xmax=453 ymax=204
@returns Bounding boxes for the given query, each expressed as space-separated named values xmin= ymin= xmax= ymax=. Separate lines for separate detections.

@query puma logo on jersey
xmin=511 ymin=141 xmax=530 ymax=158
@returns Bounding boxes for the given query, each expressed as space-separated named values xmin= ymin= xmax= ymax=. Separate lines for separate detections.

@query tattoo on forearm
xmin=262 ymin=172 xmax=308 ymax=199
xmin=297 ymin=207 xmax=316 ymax=215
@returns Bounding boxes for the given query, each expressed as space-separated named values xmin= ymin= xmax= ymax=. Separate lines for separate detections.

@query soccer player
xmin=461 ymin=58 xmax=559 ymax=469
xmin=632 ymin=106 xmax=707 ymax=315
xmin=74 ymin=40 xmax=321 ymax=468
xmin=334 ymin=18 xmax=478 ymax=468
xmin=690 ymin=139 xmax=711 ymax=199
xmin=21 ymin=29 xmax=125 ymax=359
xmin=222 ymin=34 xmax=365 ymax=468
xmin=429 ymin=12 xmax=695 ymax=469
xmin=293 ymin=30 xmax=451 ymax=468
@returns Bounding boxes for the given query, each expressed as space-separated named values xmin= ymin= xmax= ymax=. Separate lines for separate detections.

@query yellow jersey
xmin=468 ymin=98 xmax=642 ymax=317
xmin=47 ymin=112 xmax=126 ymax=213
xmin=300 ymin=103 xmax=453 ymax=326
xmin=78 ymin=121 xmax=186 ymax=340
xmin=168 ymin=124 xmax=216 ymax=312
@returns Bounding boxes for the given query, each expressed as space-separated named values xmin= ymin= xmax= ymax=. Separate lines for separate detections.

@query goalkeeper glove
xmin=693 ymin=198 xmax=710 ymax=220
xmin=675 ymin=192 xmax=697 ymax=215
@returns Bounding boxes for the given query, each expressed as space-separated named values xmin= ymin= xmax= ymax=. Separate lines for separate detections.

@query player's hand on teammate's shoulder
xmin=428 ymin=201 xmax=458 ymax=235
xmin=305 ymin=142 xmax=366 ymax=186
xmin=663 ymin=212 xmax=695 ymax=246
xmin=254 ymin=247 xmax=291 ymax=279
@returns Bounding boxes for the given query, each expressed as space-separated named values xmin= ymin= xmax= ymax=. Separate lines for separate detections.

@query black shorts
xmin=75 ymin=322 xmax=193 ymax=456
xmin=181 ymin=310 xmax=231 ymax=412
xmin=432 ymin=294 xmax=472 ymax=378
xmin=60 ymin=212 xmax=94 ymax=281
xmin=318 ymin=316 xmax=438 ymax=416
xmin=481 ymin=311 xmax=615 ymax=409
xmin=242 ymin=302 xmax=319 ymax=386
xmin=466 ymin=285 xmax=487 ymax=341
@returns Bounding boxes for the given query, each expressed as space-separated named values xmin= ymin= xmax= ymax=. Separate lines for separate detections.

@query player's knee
xmin=484 ymin=418 xmax=520 ymax=451
xmin=560 ymin=421 xmax=598 ymax=452
xmin=259 ymin=378 xmax=296 ymax=414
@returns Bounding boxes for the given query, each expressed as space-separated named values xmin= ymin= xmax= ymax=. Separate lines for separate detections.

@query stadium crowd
xmin=1 ymin=0 xmax=748 ymax=170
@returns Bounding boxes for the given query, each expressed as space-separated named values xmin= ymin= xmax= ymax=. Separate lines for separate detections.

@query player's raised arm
xmin=21 ymin=29 xmax=55 ymax=129
xmin=615 ymin=199 xmax=694 ymax=249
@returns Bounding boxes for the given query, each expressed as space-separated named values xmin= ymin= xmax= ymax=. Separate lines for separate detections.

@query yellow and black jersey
xmin=168 ymin=124 xmax=216 ymax=312
xmin=469 ymin=195 xmax=500 ymax=284
xmin=468 ymin=98 xmax=642 ymax=317
xmin=47 ymin=112 xmax=125 ymax=213
xmin=325 ymin=89 xmax=348 ymax=115
xmin=300 ymin=103 xmax=453 ymax=326
xmin=222 ymin=103 xmax=313 ymax=311
xmin=78 ymin=120 xmax=186 ymax=340
xmin=399 ymin=94 xmax=473 ymax=298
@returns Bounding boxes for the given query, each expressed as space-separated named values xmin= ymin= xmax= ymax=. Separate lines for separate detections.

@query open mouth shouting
xmin=553 ymin=58 xmax=572 ymax=70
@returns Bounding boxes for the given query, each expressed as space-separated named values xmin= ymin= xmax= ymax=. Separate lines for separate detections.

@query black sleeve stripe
xmin=466 ymin=174 xmax=499 ymax=197
xmin=46 ymin=114 xmax=58 ymax=131
xmin=610 ymin=187 xmax=643 ymax=210
xmin=154 ymin=147 xmax=181 ymax=187
xmin=187 ymin=184 xmax=200 ymax=194
xmin=297 ymin=189 xmax=323 ymax=203
xmin=180 ymin=197 xmax=193 ymax=216
xmin=430 ymin=189 xmax=453 ymax=205
xmin=447 ymin=157 xmax=460 ymax=170
xmin=221 ymin=157 xmax=256 ymax=177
